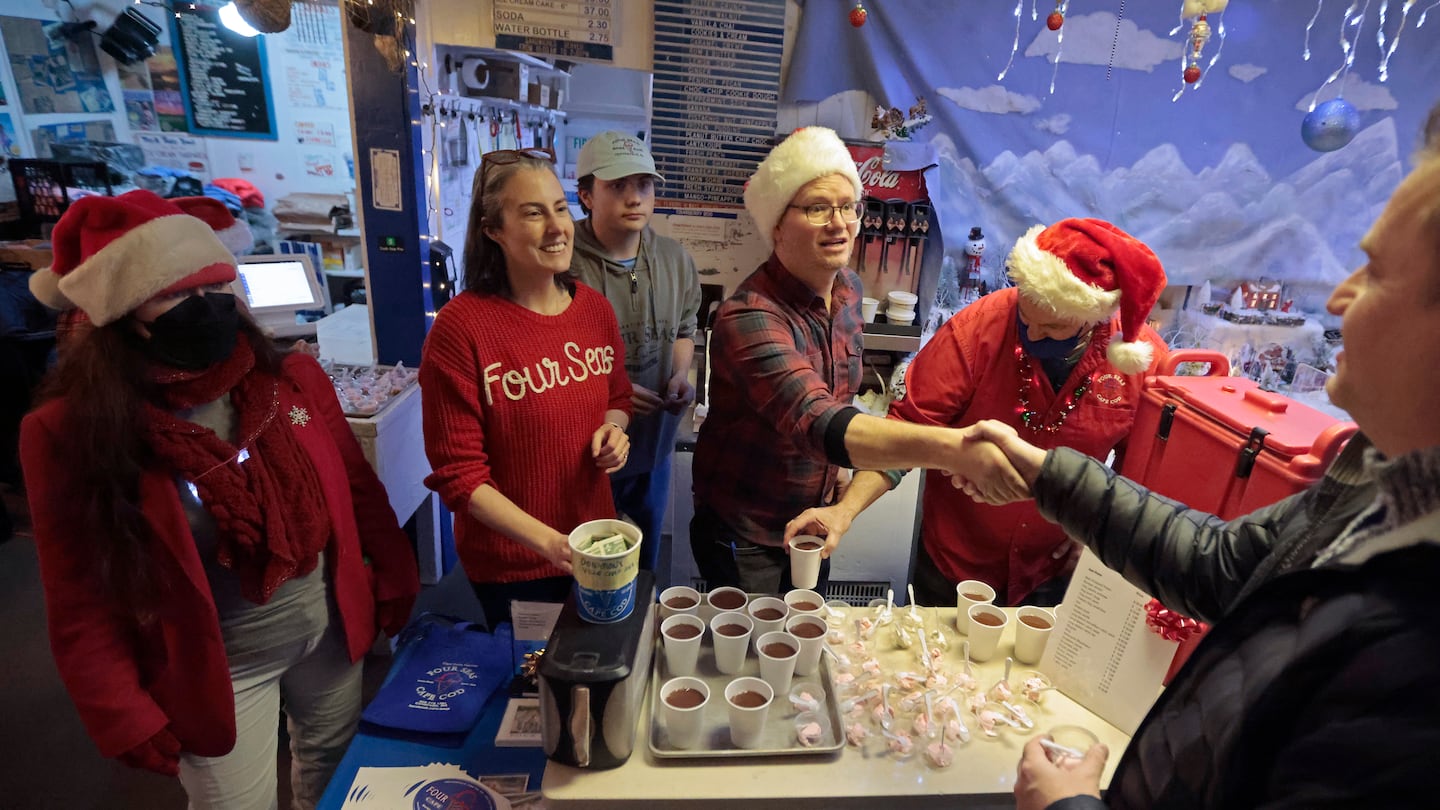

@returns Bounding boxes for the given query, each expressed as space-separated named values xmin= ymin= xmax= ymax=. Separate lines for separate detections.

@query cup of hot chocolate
xmin=703 ymin=586 xmax=749 ymax=624
xmin=660 ymin=676 xmax=710 ymax=749
xmin=659 ymin=585 xmax=701 ymax=621
xmin=784 ymin=588 xmax=825 ymax=620
xmin=1013 ymin=606 xmax=1055 ymax=665
xmin=756 ymin=630 xmax=799 ymax=696
xmin=661 ymin=614 xmax=706 ymax=677
xmin=747 ymin=596 xmax=788 ymax=653
xmin=709 ymin=611 xmax=753 ymax=675
xmin=966 ymin=603 xmax=1009 ymax=662
xmin=954 ymin=579 xmax=996 ymax=636
xmin=784 ymin=614 xmax=827 ymax=677
xmin=724 ymin=676 xmax=775 ymax=749
xmin=788 ymin=534 xmax=825 ymax=590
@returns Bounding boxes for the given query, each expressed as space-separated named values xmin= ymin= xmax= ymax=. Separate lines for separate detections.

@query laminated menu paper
xmin=1037 ymin=549 xmax=1177 ymax=735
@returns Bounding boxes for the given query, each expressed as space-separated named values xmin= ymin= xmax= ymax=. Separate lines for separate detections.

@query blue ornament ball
xmin=1301 ymin=99 xmax=1361 ymax=152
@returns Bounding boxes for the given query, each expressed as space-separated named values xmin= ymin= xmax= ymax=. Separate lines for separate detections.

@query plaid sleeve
xmin=711 ymin=297 xmax=851 ymax=459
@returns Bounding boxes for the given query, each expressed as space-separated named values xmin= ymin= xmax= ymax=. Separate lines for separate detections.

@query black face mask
xmin=141 ymin=292 xmax=240 ymax=370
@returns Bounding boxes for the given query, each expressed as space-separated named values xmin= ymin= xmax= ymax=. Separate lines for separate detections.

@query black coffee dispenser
xmin=538 ymin=570 xmax=656 ymax=769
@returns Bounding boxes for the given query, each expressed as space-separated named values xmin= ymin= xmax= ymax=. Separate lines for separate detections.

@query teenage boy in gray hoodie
xmin=570 ymin=131 xmax=701 ymax=573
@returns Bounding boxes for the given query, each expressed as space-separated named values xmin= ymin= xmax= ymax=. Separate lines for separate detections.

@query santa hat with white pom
xmin=1005 ymin=218 xmax=1167 ymax=374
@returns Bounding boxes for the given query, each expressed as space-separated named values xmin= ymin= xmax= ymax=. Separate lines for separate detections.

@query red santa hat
xmin=29 ymin=190 xmax=248 ymax=327
xmin=1005 ymin=218 xmax=1167 ymax=374
xmin=744 ymin=126 xmax=863 ymax=251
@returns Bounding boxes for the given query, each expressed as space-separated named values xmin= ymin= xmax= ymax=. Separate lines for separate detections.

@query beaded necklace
xmin=1015 ymin=344 xmax=1090 ymax=433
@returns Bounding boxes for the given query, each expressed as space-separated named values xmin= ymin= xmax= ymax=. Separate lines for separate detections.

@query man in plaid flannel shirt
xmin=691 ymin=127 xmax=1025 ymax=594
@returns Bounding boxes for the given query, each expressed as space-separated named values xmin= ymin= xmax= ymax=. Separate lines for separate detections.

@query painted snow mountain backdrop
xmin=930 ymin=118 xmax=1402 ymax=310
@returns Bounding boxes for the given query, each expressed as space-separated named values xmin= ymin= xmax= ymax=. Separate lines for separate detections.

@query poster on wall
xmin=651 ymin=203 xmax=769 ymax=295
xmin=0 ymin=113 xmax=20 ymax=157
xmin=133 ymin=131 xmax=211 ymax=179
xmin=146 ymin=48 xmax=189 ymax=132
xmin=281 ymin=2 xmax=347 ymax=112
xmin=171 ymin=7 xmax=277 ymax=139
xmin=0 ymin=15 xmax=115 ymax=115
xmin=30 ymin=120 xmax=116 ymax=158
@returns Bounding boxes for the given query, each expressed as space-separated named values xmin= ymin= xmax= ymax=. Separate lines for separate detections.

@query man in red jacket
xmin=786 ymin=219 xmax=1168 ymax=606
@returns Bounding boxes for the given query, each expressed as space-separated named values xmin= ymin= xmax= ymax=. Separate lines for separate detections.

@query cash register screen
xmin=234 ymin=255 xmax=324 ymax=314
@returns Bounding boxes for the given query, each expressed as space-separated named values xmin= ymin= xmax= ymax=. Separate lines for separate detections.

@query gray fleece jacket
xmin=570 ymin=219 xmax=701 ymax=477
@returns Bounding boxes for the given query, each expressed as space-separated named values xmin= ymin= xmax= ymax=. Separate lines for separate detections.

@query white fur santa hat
xmin=1005 ymin=218 xmax=1167 ymax=374
xmin=29 ymin=190 xmax=251 ymax=327
xmin=744 ymin=126 xmax=863 ymax=251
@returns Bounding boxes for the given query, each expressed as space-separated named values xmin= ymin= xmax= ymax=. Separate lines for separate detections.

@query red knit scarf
xmin=143 ymin=337 xmax=330 ymax=604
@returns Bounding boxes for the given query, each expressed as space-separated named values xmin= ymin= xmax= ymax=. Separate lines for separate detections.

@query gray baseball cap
xmin=576 ymin=131 xmax=665 ymax=181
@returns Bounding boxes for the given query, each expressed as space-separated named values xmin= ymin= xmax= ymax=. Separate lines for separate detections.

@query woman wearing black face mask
xmin=19 ymin=190 xmax=419 ymax=809
xmin=784 ymin=219 xmax=1170 ymax=609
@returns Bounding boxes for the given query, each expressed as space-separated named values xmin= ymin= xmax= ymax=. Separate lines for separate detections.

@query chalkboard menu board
xmin=650 ymin=0 xmax=786 ymax=204
xmin=171 ymin=8 xmax=277 ymax=139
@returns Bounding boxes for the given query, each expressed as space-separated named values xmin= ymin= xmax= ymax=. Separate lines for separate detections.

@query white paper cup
xmin=955 ymin=580 xmax=996 ymax=635
xmin=784 ymin=614 xmax=827 ymax=677
xmin=788 ymin=535 xmax=825 ymax=590
xmin=784 ymin=588 xmax=825 ymax=620
xmin=703 ymin=586 xmax=749 ymax=624
xmin=567 ymin=518 xmax=643 ymax=623
xmin=966 ymin=603 xmax=1009 ymax=663
xmin=725 ymin=676 xmax=774 ymax=749
xmin=747 ymin=596 xmax=788 ymax=652
xmin=887 ymin=290 xmax=918 ymax=309
xmin=660 ymin=676 xmax=710 ymax=749
xmin=861 ymin=297 xmax=880 ymax=322
xmin=1014 ymin=606 xmax=1055 ymax=665
xmin=661 ymin=614 xmax=706 ymax=677
xmin=658 ymin=585 xmax=701 ymax=621
xmin=756 ymin=630 xmax=799 ymax=696
xmin=709 ymin=611 xmax=753 ymax=675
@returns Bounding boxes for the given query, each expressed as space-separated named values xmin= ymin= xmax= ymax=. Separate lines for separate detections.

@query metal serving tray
xmin=647 ymin=633 xmax=845 ymax=759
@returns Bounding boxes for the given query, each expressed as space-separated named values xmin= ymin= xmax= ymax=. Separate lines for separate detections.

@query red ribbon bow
xmin=1145 ymin=598 xmax=1207 ymax=642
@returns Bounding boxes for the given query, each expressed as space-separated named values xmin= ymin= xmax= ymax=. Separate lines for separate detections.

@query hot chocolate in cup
xmin=787 ymin=535 xmax=825 ymax=590
xmin=747 ymin=596 xmax=788 ymax=653
xmin=709 ymin=611 xmax=753 ymax=675
xmin=966 ymin=603 xmax=1008 ymax=663
xmin=725 ymin=676 xmax=775 ymax=749
xmin=784 ymin=588 xmax=825 ymax=620
xmin=660 ymin=676 xmax=710 ymax=750
xmin=659 ymin=585 xmax=701 ymax=621
xmin=703 ymin=586 xmax=749 ymax=624
xmin=661 ymin=613 xmax=706 ymax=677
xmin=954 ymin=580 xmax=996 ymax=636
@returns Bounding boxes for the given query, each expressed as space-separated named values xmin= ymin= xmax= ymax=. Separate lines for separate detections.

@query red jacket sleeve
xmin=289 ymin=355 xmax=419 ymax=605
xmin=888 ymin=314 xmax=979 ymax=428
xmin=419 ymin=303 xmax=495 ymax=513
xmin=19 ymin=405 xmax=170 ymax=758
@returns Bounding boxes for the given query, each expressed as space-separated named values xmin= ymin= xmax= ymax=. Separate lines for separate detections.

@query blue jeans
xmin=610 ymin=451 xmax=673 ymax=572
xmin=689 ymin=504 xmax=831 ymax=596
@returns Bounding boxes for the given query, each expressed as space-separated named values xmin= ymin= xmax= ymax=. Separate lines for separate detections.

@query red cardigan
xmin=20 ymin=354 xmax=419 ymax=759
xmin=420 ymin=285 xmax=632 ymax=584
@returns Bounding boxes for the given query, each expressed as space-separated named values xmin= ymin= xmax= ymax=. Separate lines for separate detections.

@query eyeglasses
xmin=478 ymin=147 xmax=556 ymax=189
xmin=787 ymin=201 xmax=864 ymax=226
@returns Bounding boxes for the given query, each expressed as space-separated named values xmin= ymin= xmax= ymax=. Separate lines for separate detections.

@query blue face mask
xmin=1018 ymin=314 xmax=1083 ymax=361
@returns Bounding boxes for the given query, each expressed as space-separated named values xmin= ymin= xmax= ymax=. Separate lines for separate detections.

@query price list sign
xmin=494 ymin=0 xmax=616 ymax=62
xmin=651 ymin=0 xmax=786 ymax=204
xmin=170 ymin=7 xmax=277 ymax=139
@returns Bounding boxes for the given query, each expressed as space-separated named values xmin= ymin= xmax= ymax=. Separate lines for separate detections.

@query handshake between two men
xmin=784 ymin=420 xmax=1051 ymax=560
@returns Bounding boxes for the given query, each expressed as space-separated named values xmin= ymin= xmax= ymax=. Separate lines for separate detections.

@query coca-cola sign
xmin=847 ymin=143 xmax=929 ymax=202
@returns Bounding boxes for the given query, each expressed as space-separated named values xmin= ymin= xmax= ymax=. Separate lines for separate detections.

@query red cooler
xmin=1120 ymin=350 xmax=1358 ymax=520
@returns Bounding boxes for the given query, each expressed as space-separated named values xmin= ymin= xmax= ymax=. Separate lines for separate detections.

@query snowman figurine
xmin=961 ymin=227 xmax=986 ymax=303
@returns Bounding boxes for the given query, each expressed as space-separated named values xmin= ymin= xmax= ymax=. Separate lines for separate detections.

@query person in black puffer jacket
xmin=954 ymin=102 xmax=1440 ymax=810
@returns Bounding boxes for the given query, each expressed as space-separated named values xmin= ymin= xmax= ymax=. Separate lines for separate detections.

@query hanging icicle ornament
xmin=1172 ymin=0 xmax=1228 ymax=99
xmin=1183 ymin=14 xmax=1211 ymax=82
xmin=849 ymin=1 xmax=868 ymax=28
xmin=1047 ymin=0 xmax=1065 ymax=29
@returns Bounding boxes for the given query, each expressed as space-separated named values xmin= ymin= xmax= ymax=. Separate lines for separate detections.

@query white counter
xmin=542 ymin=606 xmax=1133 ymax=809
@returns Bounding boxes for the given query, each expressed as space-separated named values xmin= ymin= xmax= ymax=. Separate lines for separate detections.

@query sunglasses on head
xmin=479 ymin=147 xmax=557 ymax=188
